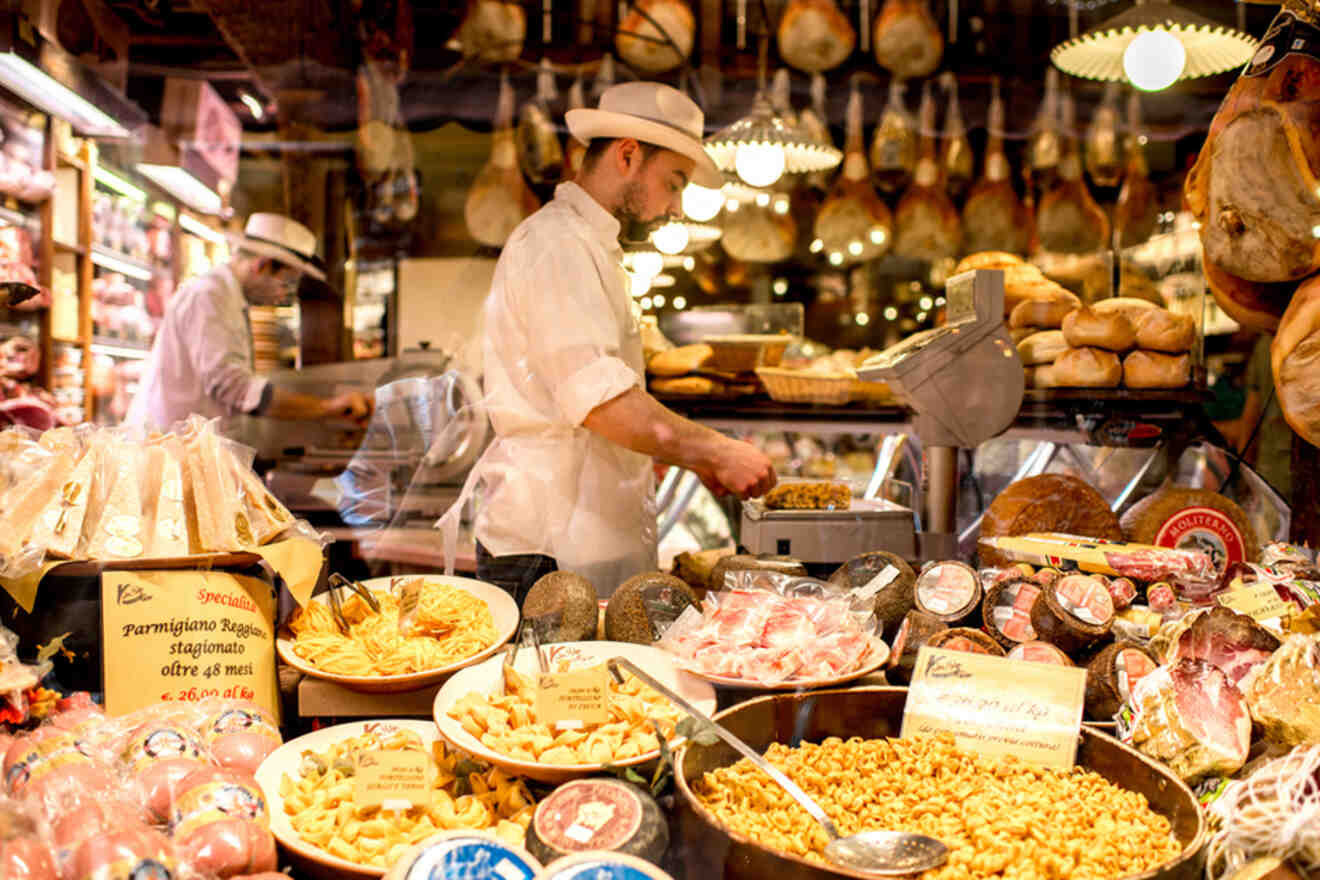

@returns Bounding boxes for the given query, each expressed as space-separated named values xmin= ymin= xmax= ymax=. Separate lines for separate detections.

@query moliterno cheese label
xmin=902 ymin=647 xmax=1087 ymax=770
xmin=100 ymin=571 xmax=279 ymax=720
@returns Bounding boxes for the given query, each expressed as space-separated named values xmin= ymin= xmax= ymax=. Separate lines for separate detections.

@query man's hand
xmin=706 ymin=438 xmax=777 ymax=499
xmin=323 ymin=391 xmax=373 ymax=426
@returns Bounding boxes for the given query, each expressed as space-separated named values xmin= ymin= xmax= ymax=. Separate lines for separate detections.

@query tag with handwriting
xmin=901 ymin=647 xmax=1086 ymax=770
xmin=1218 ymin=582 xmax=1294 ymax=623
xmin=353 ymin=749 xmax=432 ymax=811
xmin=536 ymin=664 xmax=609 ymax=727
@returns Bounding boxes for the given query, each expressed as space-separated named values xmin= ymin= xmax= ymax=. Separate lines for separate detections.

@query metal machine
xmin=859 ymin=269 xmax=1025 ymax=559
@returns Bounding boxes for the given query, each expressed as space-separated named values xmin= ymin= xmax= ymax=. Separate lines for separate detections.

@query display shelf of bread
xmin=0 ymin=416 xmax=301 ymax=580
xmin=645 ymin=343 xmax=763 ymax=399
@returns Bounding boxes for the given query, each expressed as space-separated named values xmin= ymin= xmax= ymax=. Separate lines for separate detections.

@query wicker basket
xmin=756 ymin=367 xmax=855 ymax=405
xmin=850 ymin=379 xmax=898 ymax=405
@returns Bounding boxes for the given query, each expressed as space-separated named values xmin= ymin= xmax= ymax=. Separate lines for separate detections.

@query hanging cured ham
xmin=564 ymin=73 xmax=586 ymax=179
xmin=1274 ymin=274 xmax=1320 ymax=446
xmin=962 ymin=78 xmax=1030 ymax=256
xmin=1114 ymin=93 xmax=1159 ymax=249
xmin=465 ymin=75 xmax=541 ymax=247
xmin=814 ymin=81 xmax=893 ymax=265
xmin=449 ymin=0 xmax=525 ymax=63
xmin=1186 ymin=4 xmax=1320 ymax=285
xmin=1085 ymin=83 xmax=1124 ymax=189
xmin=516 ymin=59 xmax=564 ymax=185
xmin=1036 ymin=88 xmax=1109 ymax=255
xmin=870 ymin=79 xmax=917 ymax=195
xmin=721 ymin=199 xmax=797 ymax=263
xmin=893 ymin=81 xmax=960 ymax=265
xmin=939 ymin=73 xmax=973 ymax=201
xmin=872 ymin=0 xmax=943 ymax=80
xmin=778 ymin=0 xmax=855 ymax=73
xmin=800 ymin=74 xmax=835 ymax=192
xmin=1027 ymin=68 xmax=1063 ymax=195
xmin=616 ymin=0 xmax=694 ymax=73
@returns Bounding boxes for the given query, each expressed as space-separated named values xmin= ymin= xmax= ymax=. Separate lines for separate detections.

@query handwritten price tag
xmin=536 ymin=664 xmax=609 ymax=727
xmin=354 ymin=749 xmax=432 ymax=811
xmin=901 ymin=647 xmax=1086 ymax=770
xmin=1218 ymin=582 xmax=1294 ymax=623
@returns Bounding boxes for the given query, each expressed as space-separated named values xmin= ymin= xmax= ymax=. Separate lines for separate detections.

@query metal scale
xmin=858 ymin=269 xmax=1025 ymax=559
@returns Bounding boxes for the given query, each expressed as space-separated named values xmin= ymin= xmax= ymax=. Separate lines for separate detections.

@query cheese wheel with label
xmin=980 ymin=474 xmax=1121 ymax=569
xmin=1120 ymin=486 xmax=1258 ymax=576
xmin=525 ymin=778 xmax=666 ymax=865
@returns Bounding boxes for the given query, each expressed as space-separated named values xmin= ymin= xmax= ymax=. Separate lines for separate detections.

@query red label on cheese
xmin=1153 ymin=506 xmax=1247 ymax=573
xmin=533 ymin=781 xmax=643 ymax=854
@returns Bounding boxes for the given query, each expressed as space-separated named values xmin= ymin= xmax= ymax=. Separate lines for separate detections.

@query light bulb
xmin=651 ymin=222 xmax=689 ymax=255
xmin=725 ymin=199 xmax=741 ymax=213
xmin=629 ymin=271 xmax=652 ymax=298
xmin=682 ymin=256 xmax=695 ymax=271
xmin=828 ymin=252 xmax=844 ymax=266
xmin=1123 ymin=29 xmax=1186 ymax=91
xmin=673 ymin=296 xmax=687 ymax=309
xmin=869 ymin=227 xmax=887 ymax=245
xmin=884 ymin=307 xmax=898 ymax=320
xmin=772 ymin=278 xmax=788 ymax=295
xmin=682 ymin=183 xmax=723 ymax=222
xmin=773 ymin=196 xmax=790 ymax=215
xmin=755 ymin=192 xmax=771 ymax=208
xmin=856 ymin=313 xmax=870 ymax=326
xmin=653 ymin=293 xmax=666 ymax=307
xmin=848 ymin=240 xmax=864 ymax=257
xmin=734 ymin=142 xmax=786 ymax=188
xmin=919 ymin=296 xmax=934 ymax=310
xmin=631 ymin=251 xmax=663 ymax=279
xmin=640 ymin=296 xmax=653 ymax=310
xmin=809 ymin=238 xmax=824 ymax=253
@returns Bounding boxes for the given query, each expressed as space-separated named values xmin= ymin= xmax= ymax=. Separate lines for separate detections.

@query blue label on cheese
xmin=402 ymin=837 xmax=538 ymax=880
xmin=543 ymin=859 xmax=667 ymax=880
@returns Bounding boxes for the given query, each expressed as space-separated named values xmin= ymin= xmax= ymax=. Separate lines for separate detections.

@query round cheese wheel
xmin=979 ymin=474 xmax=1122 ymax=569
xmin=523 ymin=572 xmax=600 ymax=644
xmin=525 ymin=778 xmax=666 ymax=866
xmin=383 ymin=830 xmax=541 ymax=880
xmin=1120 ymin=486 xmax=1259 ymax=576
xmin=605 ymin=573 xmax=698 ymax=645
xmin=536 ymin=851 xmax=675 ymax=880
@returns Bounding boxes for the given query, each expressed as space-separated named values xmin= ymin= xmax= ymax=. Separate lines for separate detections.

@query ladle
xmin=606 ymin=657 xmax=949 ymax=876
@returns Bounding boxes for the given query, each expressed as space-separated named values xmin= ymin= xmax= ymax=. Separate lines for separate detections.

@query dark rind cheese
xmin=1030 ymin=574 xmax=1115 ymax=656
xmin=707 ymin=554 xmax=807 ymax=592
xmin=605 ymin=573 xmax=698 ymax=645
xmin=523 ymin=572 xmax=600 ymax=643
xmin=526 ymin=778 xmax=667 ymax=866
xmin=828 ymin=551 xmax=916 ymax=638
xmin=536 ymin=851 xmax=676 ymax=880
xmin=1084 ymin=642 xmax=1158 ymax=720
xmin=888 ymin=610 xmax=948 ymax=684
xmin=384 ymin=830 xmax=541 ymax=880
xmin=1120 ymin=487 xmax=1259 ymax=576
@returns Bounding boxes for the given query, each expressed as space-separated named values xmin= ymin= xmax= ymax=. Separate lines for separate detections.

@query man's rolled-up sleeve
xmin=509 ymin=238 xmax=641 ymax=426
xmin=182 ymin=286 xmax=270 ymax=415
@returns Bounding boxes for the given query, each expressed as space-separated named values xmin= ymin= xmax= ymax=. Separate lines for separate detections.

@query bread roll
xmin=1123 ymin=350 xmax=1191 ymax=389
xmin=1133 ymin=309 xmax=1196 ymax=353
xmin=1052 ymin=346 xmax=1122 ymax=387
xmin=650 ymin=376 xmax=717 ymax=395
xmin=1010 ymin=289 xmax=1082 ymax=329
xmin=1091 ymin=296 xmax=1160 ymax=324
xmin=1016 ymin=330 xmax=1068 ymax=366
xmin=1024 ymin=362 xmax=1058 ymax=388
xmin=1009 ymin=326 xmax=1038 ymax=344
xmin=647 ymin=343 xmax=712 ymax=377
xmin=955 ymin=251 xmax=1023 ymax=274
xmin=1062 ymin=306 xmax=1136 ymax=351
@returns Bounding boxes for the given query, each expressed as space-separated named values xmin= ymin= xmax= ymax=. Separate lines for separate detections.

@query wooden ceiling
xmin=70 ymin=0 xmax=1278 ymax=139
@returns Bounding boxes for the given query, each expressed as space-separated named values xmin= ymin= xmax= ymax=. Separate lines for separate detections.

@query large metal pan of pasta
xmin=435 ymin=641 xmax=717 ymax=784
xmin=278 ymin=575 xmax=520 ymax=693
xmin=675 ymin=687 xmax=1206 ymax=880
xmin=255 ymin=719 xmax=538 ymax=880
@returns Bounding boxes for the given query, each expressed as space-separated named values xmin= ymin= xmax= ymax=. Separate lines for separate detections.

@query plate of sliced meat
xmin=657 ymin=588 xmax=890 ymax=690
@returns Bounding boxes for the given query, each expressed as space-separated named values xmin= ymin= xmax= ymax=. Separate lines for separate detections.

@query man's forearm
xmin=262 ymin=386 xmax=330 ymax=421
xmin=581 ymin=386 xmax=726 ymax=472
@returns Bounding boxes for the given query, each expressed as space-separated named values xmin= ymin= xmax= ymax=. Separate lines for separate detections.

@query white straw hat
xmin=232 ymin=213 xmax=326 ymax=281
xmin=565 ymin=82 xmax=722 ymax=188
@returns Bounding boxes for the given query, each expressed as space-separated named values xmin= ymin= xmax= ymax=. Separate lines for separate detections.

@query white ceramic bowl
xmin=255 ymin=719 xmax=438 ymax=880
xmin=277 ymin=575 xmax=519 ymax=693
xmin=433 ymin=641 xmax=717 ymax=784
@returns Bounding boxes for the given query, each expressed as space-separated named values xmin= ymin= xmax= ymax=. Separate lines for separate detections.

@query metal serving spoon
xmin=606 ymin=657 xmax=949 ymax=876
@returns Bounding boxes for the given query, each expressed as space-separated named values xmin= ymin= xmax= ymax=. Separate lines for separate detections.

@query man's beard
xmin=616 ymin=180 xmax=663 ymax=244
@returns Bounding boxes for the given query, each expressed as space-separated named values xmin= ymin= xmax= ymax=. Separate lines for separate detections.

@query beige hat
xmin=232 ymin=213 xmax=326 ymax=281
xmin=565 ymin=82 xmax=722 ymax=188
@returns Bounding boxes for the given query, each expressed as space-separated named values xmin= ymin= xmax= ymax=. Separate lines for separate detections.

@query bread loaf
xmin=1005 ymin=276 xmax=1072 ymax=317
xmin=1010 ymin=326 xmax=1038 ymax=344
xmin=1123 ymin=350 xmax=1191 ymax=389
xmin=954 ymin=251 xmax=1022 ymax=274
xmin=1016 ymin=330 xmax=1068 ymax=366
xmin=649 ymin=376 xmax=717 ymax=395
xmin=1052 ymin=346 xmax=1122 ymax=387
xmin=1091 ymin=296 xmax=1160 ymax=324
xmin=1062 ymin=306 xmax=1136 ymax=351
xmin=1133 ymin=309 xmax=1195 ymax=353
xmin=647 ymin=344 xmax=712 ymax=377
xmin=1024 ymin=363 xmax=1058 ymax=388
xmin=979 ymin=474 xmax=1122 ymax=568
xmin=1009 ymin=289 xmax=1081 ymax=329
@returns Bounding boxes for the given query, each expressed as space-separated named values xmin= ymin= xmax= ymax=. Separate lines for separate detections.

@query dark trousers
xmin=475 ymin=541 xmax=557 ymax=606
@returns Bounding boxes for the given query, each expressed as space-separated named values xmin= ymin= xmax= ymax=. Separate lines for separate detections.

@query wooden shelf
xmin=53 ymin=239 xmax=85 ymax=256
xmin=90 ymin=245 xmax=154 ymax=281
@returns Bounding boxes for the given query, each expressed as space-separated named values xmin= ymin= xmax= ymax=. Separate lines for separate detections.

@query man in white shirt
xmin=128 ymin=213 xmax=372 ymax=431
xmin=447 ymin=82 xmax=777 ymax=601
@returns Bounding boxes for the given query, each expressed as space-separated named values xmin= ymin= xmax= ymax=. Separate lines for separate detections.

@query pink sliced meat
xmin=1170 ymin=659 xmax=1251 ymax=764
xmin=763 ymin=605 xmax=815 ymax=650
xmin=1171 ymin=606 xmax=1281 ymax=685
